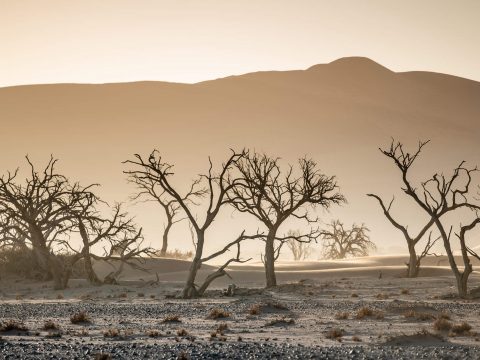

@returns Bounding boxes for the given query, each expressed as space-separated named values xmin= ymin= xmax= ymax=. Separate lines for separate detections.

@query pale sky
xmin=1 ymin=0 xmax=479 ymax=87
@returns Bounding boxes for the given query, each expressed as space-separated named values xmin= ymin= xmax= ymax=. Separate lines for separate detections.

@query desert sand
xmin=2 ymin=255 xmax=480 ymax=359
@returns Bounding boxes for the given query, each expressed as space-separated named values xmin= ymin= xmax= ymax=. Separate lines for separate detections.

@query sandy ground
xmin=1 ymin=255 xmax=480 ymax=359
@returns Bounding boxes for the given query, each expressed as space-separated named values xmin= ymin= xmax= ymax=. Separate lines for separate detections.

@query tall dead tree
xmin=124 ymin=150 xmax=262 ymax=298
xmin=368 ymin=141 xmax=437 ymax=277
xmin=228 ymin=152 xmax=345 ymax=288
xmin=321 ymin=220 xmax=375 ymax=259
xmin=0 ymin=156 xmax=97 ymax=289
xmin=127 ymin=173 xmax=184 ymax=256
xmin=373 ymin=139 xmax=480 ymax=297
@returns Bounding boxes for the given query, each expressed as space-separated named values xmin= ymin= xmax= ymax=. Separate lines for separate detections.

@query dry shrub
xmin=147 ymin=329 xmax=161 ymax=338
xmin=137 ymin=292 xmax=145 ymax=298
xmin=450 ymin=322 xmax=472 ymax=336
xmin=356 ymin=307 xmax=384 ymax=320
xmin=433 ymin=318 xmax=453 ymax=331
xmin=403 ymin=310 xmax=435 ymax=321
xmin=177 ymin=351 xmax=190 ymax=360
xmin=70 ymin=311 xmax=91 ymax=324
xmin=401 ymin=289 xmax=410 ymax=295
xmin=176 ymin=328 xmax=189 ymax=337
xmin=248 ymin=304 xmax=261 ymax=315
xmin=208 ymin=308 xmax=230 ymax=320
xmin=42 ymin=320 xmax=59 ymax=331
xmin=352 ymin=335 xmax=362 ymax=342
xmin=375 ymin=293 xmax=389 ymax=300
xmin=438 ymin=312 xmax=451 ymax=320
xmin=247 ymin=301 xmax=288 ymax=315
xmin=118 ymin=293 xmax=127 ymax=298
xmin=217 ymin=323 xmax=228 ymax=333
xmin=56 ymin=294 xmax=64 ymax=300
xmin=103 ymin=328 xmax=120 ymax=338
xmin=351 ymin=293 xmax=359 ymax=298
xmin=334 ymin=312 xmax=349 ymax=320
xmin=0 ymin=320 xmax=28 ymax=332
xmin=265 ymin=317 xmax=295 ymax=327
xmin=326 ymin=328 xmax=344 ymax=340
xmin=94 ymin=354 xmax=112 ymax=360
xmin=157 ymin=249 xmax=193 ymax=260
xmin=163 ymin=315 xmax=181 ymax=323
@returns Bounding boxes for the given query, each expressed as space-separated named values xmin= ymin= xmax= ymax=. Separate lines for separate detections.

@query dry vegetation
xmin=207 ymin=308 xmax=230 ymax=320
xmin=70 ymin=311 xmax=91 ymax=324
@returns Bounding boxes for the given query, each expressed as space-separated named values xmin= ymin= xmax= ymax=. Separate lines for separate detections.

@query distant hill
xmin=1 ymin=57 xmax=479 ymax=256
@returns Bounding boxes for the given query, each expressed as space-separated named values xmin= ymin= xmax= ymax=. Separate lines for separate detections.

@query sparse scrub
xmin=403 ymin=310 xmax=435 ymax=321
xmin=401 ymin=289 xmax=410 ymax=295
xmin=433 ymin=318 xmax=453 ymax=331
xmin=207 ymin=308 xmax=230 ymax=320
xmin=450 ymin=322 xmax=472 ymax=336
xmin=326 ymin=327 xmax=344 ymax=340
xmin=70 ymin=311 xmax=91 ymax=324
xmin=265 ymin=317 xmax=295 ymax=327
xmin=42 ymin=320 xmax=59 ymax=331
xmin=0 ymin=320 xmax=28 ymax=332
xmin=137 ymin=292 xmax=145 ymax=297
xmin=356 ymin=306 xmax=384 ymax=320
xmin=335 ymin=312 xmax=349 ymax=320
xmin=103 ymin=328 xmax=120 ymax=338
xmin=351 ymin=293 xmax=359 ymax=298
xmin=176 ymin=328 xmax=188 ymax=337
xmin=94 ymin=354 xmax=112 ymax=360
xmin=163 ymin=315 xmax=181 ymax=323
xmin=375 ymin=293 xmax=389 ymax=300
xmin=352 ymin=335 xmax=361 ymax=342
xmin=147 ymin=329 xmax=161 ymax=338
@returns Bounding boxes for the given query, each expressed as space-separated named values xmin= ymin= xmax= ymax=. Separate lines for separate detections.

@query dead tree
xmin=367 ymin=141 xmax=438 ymax=277
xmin=228 ymin=152 xmax=345 ymax=288
xmin=374 ymin=139 xmax=480 ymax=297
xmin=127 ymin=173 xmax=184 ymax=256
xmin=286 ymin=230 xmax=313 ymax=260
xmin=124 ymin=149 xmax=262 ymax=298
xmin=0 ymin=156 xmax=97 ymax=289
xmin=321 ymin=220 xmax=375 ymax=259
xmin=58 ymin=202 xmax=152 ymax=287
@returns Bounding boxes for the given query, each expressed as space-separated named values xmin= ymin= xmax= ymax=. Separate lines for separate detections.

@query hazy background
xmin=1 ymin=0 xmax=480 ymax=86
xmin=0 ymin=1 xmax=479 ymax=261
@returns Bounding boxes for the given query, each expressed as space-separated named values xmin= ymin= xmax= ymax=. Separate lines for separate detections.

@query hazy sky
xmin=1 ymin=0 xmax=479 ymax=87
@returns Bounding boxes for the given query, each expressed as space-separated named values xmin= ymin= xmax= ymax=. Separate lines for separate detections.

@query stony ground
xmin=1 ymin=275 xmax=480 ymax=359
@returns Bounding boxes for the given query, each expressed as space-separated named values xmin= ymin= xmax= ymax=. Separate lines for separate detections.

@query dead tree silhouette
xmin=321 ymin=220 xmax=375 ymax=259
xmin=371 ymin=139 xmax=480 ymax=297
xmin=124 ymin=149 xmax=263 ymax=298
xmin=227 ymin=152 xmax=345 ymax=288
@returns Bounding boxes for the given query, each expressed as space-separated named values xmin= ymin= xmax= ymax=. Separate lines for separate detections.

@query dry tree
xmin=370 ymin=139 xmax=480 ymax=297
xmin=126 ymin=171 xmax=186 ymax=256
xmin=0 ymin=156 xmax=97 ymax=289
xmin=321 ymin=220 xmax=375 ymax=259
xmin=124 ymin=149 xmax=263 ymax=298
xmin=227 ymin=152 xmax=345 ymax=288
xmin=286 ymin=230 xmax=313 ymax=261
xmin=367 ymin=140 xmax=440 ymax=277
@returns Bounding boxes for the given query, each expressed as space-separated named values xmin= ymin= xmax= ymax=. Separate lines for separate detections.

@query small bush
xmin=103 ymin=328 xmax=120 ymax=338
xmin=248 ymin=304 xmax=261 ymax=315
xmin=208 ymin=308 xmax=230 ymax=320
xmin=70 ymin=311 xmax=91 ymax=324
xmin=326 ymin=328 xmax=344 ymax=340
xmin=451 ymin=322 xmax=472 ymax=335
xmin=137 ymin=292 xmax=145 ymax=298
xmin=42 ymin=320 xmax=59 ymax=331
xmin=147 ymin=329 xmax=161 ymax=338
xmin=351 ymin=293 xmax=359 ymax=298
xmin=176 ymin=328 xmax=188 ymax=337
xmin=94 ymin=354 xmax=112 ymax=360
xmin=401 ymin=289 xmax=410 ymax=295
xmin=433 ymin=318 xmax=453 ymax=331
xmin=0 ymin=320 xmax=28 ymax=332
xmin=118 ymin=293 xmax=127 ymax=298
xmin=265 ymin=317 xmax=295 ymax=327
xmin=403 ymin=311 xmax=435 ymax=321
xmin=375 ymin=293 xmax=389 ymax=300
xmin=163 ymin=315 xmax=181 ymax=323
xmin=217 ymin=323 xmax=228 ymax=333
xmin=352 ymin=335 xmax=362 ymax=342
xmin=334 ymin=312 xmax=349 ymax=320
xmin=356 ymin=307 xmax=384 ymax=320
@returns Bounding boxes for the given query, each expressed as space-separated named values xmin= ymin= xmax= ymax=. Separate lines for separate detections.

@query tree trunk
xmin=159 ymin=222 xmax=172 ymax=257
xmin=264 ymin=230 xmax=277 ymax=288
xmin=83 ymin=252 xmax=101 ymax=285
xmin=181 ymin=231 xmax=204 ymax=298
xmin=407 ymin=243 xmax=419 ymax=278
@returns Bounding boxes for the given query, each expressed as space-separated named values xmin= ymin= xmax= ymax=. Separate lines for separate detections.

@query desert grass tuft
xmin=326 ymin=327 xmax=344 ymax=340
xmin=334 ymin=312 xmax=349 ymax=320
xmin=207 ymin=308 xmax=230 ymax=320
xmin=70 ymin=311 xmax=91 ymax=324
